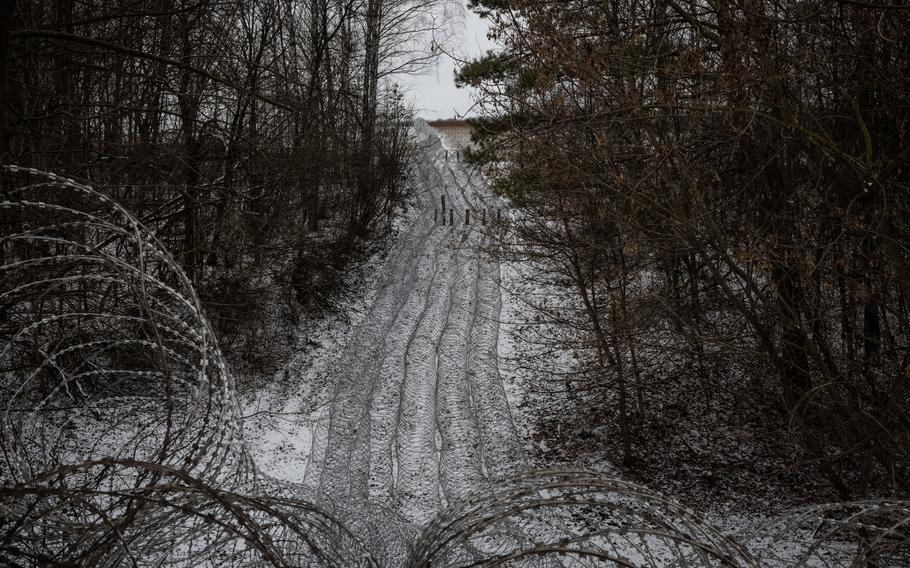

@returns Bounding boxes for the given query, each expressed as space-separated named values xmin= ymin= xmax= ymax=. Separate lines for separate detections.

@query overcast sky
xmin=396 ymin=2 xmax=498 ymax=120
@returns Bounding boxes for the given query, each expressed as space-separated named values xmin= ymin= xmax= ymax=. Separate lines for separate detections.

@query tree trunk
xmin=774 ymin=263 xmax=812 ymax=414
xmin=350 ymin=0 xmax=381 ymax=238
xmin=177 ymin=12 xmax=201 ymax=280
xmin=0 ymin=0 xmax=15 ymax=169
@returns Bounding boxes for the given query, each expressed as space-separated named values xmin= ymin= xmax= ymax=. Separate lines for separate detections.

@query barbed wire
xmin=737 ymin=500 xmax=910 ymax=567
xmin=407 ymin=470 xmax=757 ymax=567
xmin=0 ymin=166 xmax=372 ymax=566
xmin=1 ymin=165 xmax=909 ymax=566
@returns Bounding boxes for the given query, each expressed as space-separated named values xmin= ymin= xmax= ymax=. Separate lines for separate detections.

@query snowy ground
xmin=243 ymin=120 xmax=526 ymax=527
xmin=234 ymin=122 xmax=902 ymax=566
xmin=239 ymin=248 xmax=385 ymax=485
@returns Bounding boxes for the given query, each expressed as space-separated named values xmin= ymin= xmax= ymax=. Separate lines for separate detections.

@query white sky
xmin=396 ymin=2 xmax=498 ymax=119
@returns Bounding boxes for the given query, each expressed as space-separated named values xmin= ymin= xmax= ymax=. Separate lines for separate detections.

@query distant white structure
xmin=428 ymin=119 xmax=474 ymax=151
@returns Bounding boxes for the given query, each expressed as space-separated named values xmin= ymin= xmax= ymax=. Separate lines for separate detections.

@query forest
xmin=461 ymin=0 xmax=910 ymax=503
xmin=1 ymin=0 xmax=910 ymax=566
xmin=0 ymin=0 xmax=447 ymax=370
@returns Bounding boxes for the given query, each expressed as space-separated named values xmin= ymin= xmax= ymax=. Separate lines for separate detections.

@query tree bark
xmin=0 ymin=0 xmax=16 ymax=169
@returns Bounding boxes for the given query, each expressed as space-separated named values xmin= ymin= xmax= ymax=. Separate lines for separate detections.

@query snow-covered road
xmin=306 ymin=121 xmax=526 ymax=527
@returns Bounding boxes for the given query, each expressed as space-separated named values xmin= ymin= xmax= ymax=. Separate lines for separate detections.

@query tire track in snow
xmin=394 ymin=239 xmax=462 ymax=523
xmin=435 ymin=251 xmax=485 ymax=500
xmin=309 ymin=120 xmax=525 ymax=537
xmin=312 ymin=162 xmax=440 ymax=498
xmin=368 ymin=238 xmax=444 ymax=507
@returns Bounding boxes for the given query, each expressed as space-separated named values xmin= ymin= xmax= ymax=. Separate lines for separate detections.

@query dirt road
xmin=306 ymin=121 xmax=525 ymax=527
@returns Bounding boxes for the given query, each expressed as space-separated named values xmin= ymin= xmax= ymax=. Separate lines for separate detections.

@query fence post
xmin=465 ymin=209 xmax=470 ymax=225
xmin=449 ymin=208 xmax=454 ymax=226
xmin=482 ymin=209 xmax=487 ymax=225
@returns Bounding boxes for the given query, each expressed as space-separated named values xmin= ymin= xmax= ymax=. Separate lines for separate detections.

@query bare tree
xmin=462 ymin=0 xmax=910 ymax=498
